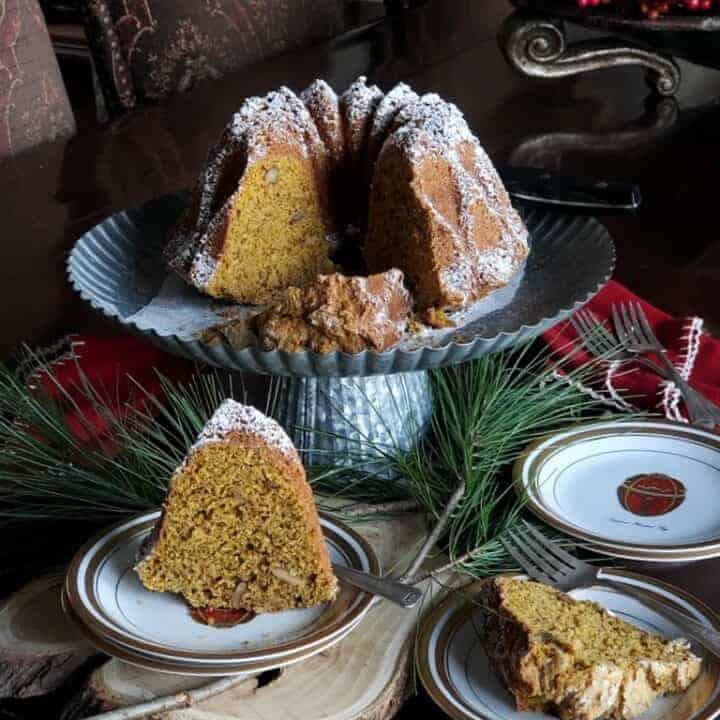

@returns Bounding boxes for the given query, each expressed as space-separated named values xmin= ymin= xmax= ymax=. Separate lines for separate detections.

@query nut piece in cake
xmin=254 ymin=269 xmax=413 ymax=353
xmin=478 ymin=577 xmax=701 ymax=720
xmin=134 ymin=400 xmax=338 ymax=617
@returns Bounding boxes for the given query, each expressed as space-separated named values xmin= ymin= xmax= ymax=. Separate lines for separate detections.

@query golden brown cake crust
xmin=254 ymin=269 xmax=412 ymax=353
xmin=366 ymin=94 xmax=529 ymax=310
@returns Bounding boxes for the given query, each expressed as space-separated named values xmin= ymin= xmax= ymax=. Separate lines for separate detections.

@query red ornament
xmin=617 ymin=473 xmax=686 ymax=517
xmin=191 ymin=606 xmax=257 ymax=627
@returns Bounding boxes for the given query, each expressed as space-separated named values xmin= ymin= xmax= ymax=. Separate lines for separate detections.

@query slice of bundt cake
xmin=254 ymin=269 xmax=412 ymax=353
xmin=479 ymin=577 xmax=701 ymax=720
xmin=164 ymin=88 xmax=336 ymax=304
xmin=366 ymin=93 xmax=529 ymax=310
xmin=135 ymin=400 xmax=338 ymax=616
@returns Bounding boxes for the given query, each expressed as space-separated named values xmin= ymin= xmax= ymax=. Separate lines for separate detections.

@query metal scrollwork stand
xmin=500 ymin=10 xmax=681 ymax=96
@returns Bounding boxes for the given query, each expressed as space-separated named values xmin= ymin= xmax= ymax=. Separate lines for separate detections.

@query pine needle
xmin=0 ymin=337 xmax=635 ymax=580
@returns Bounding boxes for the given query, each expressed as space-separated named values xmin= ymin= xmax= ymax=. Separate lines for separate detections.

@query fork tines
xmin=502 ymin=522 xmax=576 ymax=586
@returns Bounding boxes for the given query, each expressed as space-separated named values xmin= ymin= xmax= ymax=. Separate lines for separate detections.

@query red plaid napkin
xmin=543 ymin=280 xmax=720 ymax=424
xmin=23 ymin=335 xmax=192 ymax=444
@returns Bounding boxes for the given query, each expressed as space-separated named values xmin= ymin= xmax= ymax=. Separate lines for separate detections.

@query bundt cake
xmin=165 ymin=75 xmax=528 ymax=314
xmin=479 ymin=577 xmax=701 ymax=720
xmin=254 ymin=269 xmax=412 ymax=353
xmin=135 ymin=400 xmax=338 ymax=618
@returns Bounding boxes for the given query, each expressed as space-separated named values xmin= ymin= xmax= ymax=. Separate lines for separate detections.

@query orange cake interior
xmin=135 ymin=400 xmax=337 ymax=615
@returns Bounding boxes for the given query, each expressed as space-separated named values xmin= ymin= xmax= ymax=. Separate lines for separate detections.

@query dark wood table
xmin=4 ymin=0 xmax=720 ymax=716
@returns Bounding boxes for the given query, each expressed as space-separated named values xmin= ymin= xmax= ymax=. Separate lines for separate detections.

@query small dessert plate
xmin=61 ymin=588 xmax=362 ymax=676
xmin=416 ymin=571 xmax=720 ymax=720
xmin=64 ymin=510 xmax=378 ymax=666
xmin=514 ymin=420 xmax=720 ymax=562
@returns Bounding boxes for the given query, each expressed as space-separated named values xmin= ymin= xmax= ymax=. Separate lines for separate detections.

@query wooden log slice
xmin=0 ymin=572 xmax=97 ymax=698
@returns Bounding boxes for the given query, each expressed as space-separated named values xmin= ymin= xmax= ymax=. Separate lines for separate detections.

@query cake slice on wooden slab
xmin=135 ymin=400 xmax=337 ymax=621
xmin=479 ymin=577 xmax=701 ymax=720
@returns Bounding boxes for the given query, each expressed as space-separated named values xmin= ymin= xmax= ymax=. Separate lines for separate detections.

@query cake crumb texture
xmin=135 ymin=400 xmax=338 ymax=613
xmin=479 ymin=577 xmax=701 ymax=720
xmin=254 ymin=269 xmax=412 ymax=353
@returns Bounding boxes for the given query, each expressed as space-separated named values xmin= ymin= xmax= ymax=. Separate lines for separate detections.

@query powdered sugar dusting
xmin=340 ymin=76 xmax=383 ymax=157
xmin=301 ymin=79 xmax=345 ymax=163
xmin=193 ymin=399 xmax=298 ymax=458
xmin=368 ymin=83 xmax=418 ymax=152
xmin=382 ymin=93 xmax=529 ymax=304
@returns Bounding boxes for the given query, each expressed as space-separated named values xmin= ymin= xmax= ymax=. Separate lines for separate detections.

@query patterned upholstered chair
xmin=82 ymin=1 xmax=354 ymax=116
xmin=0 ymin=0 xmax=76 ymax=161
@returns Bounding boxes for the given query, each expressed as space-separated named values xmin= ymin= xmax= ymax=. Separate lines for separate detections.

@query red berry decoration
xmin=575 ymin=0 xmax=716 ymax=17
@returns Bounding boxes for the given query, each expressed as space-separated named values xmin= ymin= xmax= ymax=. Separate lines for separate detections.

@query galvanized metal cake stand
xmin=67 ymin=193 xmax=615 ymax=468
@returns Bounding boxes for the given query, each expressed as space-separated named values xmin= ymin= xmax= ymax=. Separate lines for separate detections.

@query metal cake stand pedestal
xmin=271 ymin=372 xmax=433 ymax=467
xmin=67 ymin=193 xmax=616 ymax=470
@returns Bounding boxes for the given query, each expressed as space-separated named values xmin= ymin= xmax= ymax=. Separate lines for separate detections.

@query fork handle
xmin=632 ymin=357 xmax=720 ymax=425
xmin=597 ymin=575 xmax=720 ymax=659
xmin=331 ymin=564 xmax=422 ymax=608
xmin=654 ymin=354 xmax=718 ymax=429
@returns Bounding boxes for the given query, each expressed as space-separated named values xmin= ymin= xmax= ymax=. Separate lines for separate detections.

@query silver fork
xmin=572 ymin=308 xmax=720 ymax=426
xmin=571 ymin=309 xmax=667 ymax=376
xmin=502 ymin=522 xmax=720 ymax=658
xmin=332 ymin=564 xmax=422 ymax=608
xmin=612 ymin=302 xmax=720 ymax=430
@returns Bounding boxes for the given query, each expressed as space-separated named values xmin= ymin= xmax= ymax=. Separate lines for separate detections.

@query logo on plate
xmin=617 ymin=473 xmax=686 ymax=517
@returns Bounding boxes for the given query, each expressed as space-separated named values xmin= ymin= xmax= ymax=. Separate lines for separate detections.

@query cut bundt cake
xmin=166 ymin=76 xmax=529 ymax=319
xmin=479 ymin=577 xmax=701 ymax=720
xmin=135 ymin=400 xmax=338 ymax=616
xmin=164 ymin=88 xmax=336 ymax=304
xmin=366 ymin=94 xmax=529 ymax=309
xmin=254 ymin=269 xmax=412 ymax=353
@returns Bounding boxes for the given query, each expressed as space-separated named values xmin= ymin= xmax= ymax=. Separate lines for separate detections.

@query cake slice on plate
xmin=135 ymin=400 xmax=337 ymax=621
xmin=479 ymin=577 xmax=701 ymax=720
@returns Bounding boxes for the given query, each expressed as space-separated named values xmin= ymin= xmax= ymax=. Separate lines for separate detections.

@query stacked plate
xmin=63 ymin=511 xmax=379 ymax=676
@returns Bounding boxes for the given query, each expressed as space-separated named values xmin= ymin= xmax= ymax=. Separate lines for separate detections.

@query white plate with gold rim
xmin=64 ymin=510 xmax=378 ymax=665
xmin=514 ymin=420 xmax=720 ymax=562
xmin=61 ymin=588 xmax=363 ymax=676
xmin=416 ymin=572 xmax=720 ymax=720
